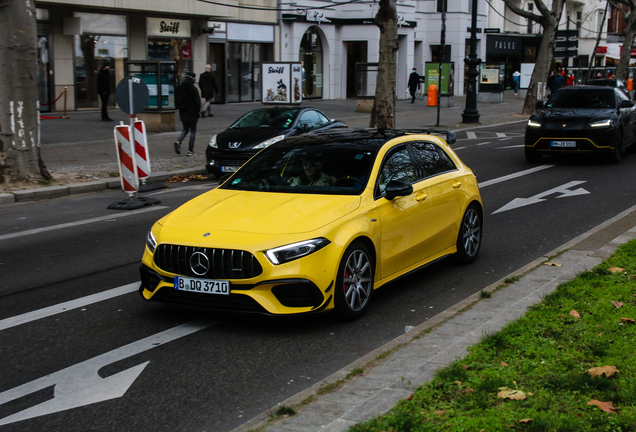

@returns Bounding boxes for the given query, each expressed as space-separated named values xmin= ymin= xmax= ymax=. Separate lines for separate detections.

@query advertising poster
xmin=424 ymin=63 xmax=454 ymax=95
xmin=291 ymin=63 xmax=303 ymax=104
xmin=262 ymin=63 xmax=290 ymax=104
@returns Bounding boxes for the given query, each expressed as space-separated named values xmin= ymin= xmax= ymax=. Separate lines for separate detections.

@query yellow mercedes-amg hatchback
xmin=140 ymin=129 xmax=483 ymax=320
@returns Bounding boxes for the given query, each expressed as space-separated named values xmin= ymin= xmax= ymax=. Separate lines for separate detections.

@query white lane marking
xmin=466 ymin=132 xmax=477 ymax=139
xmin=497 ymin=145 xmax=525 ymax=149
xmin=498 ymin=137 xmax=513 ymax=141
xmin=0 ymin=206 xmax=169 ymax=242
xmin=0 ymin=283 xmax=139 ymax=331
xmin=493 ymin=181 xmax=590 ymax=214
xmin=479 ymin=165 xmax=555 ymax=188
xmin=452 ymin=146 xmax=466 ymax=151
xmin=0 ymin=320 xmax=216 ymax=426
xmin=476 ymin=141 xmax=491 ymax=146
xmin=496 ymin=132 xmax=507 ymax=137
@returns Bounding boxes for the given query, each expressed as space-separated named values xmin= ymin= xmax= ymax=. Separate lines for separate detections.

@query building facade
xmin=34 ymin=0 xmax=278 ymax=112
xmin=279 ymin=0 xmax=488 ymax=100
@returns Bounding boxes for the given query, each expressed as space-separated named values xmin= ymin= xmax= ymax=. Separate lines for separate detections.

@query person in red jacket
xmin=566 ymin=73 xmax=575 ymax=86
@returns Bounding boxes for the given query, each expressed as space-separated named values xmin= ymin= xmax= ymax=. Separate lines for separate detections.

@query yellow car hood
xmin=161 ymin=189 xmax=361 ymax=235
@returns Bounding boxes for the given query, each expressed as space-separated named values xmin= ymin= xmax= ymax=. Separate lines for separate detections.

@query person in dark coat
xmin=174 ymin=71 xmax=201 ymax=156
xmin=407 ymin=68 xmax=421 ymax=103
xmin=550 ymin=67 xmax=566 ymax=95
xmin=97 ymin=64 xmax=113 ymax=121
xmin=199 ymin=64 xmax=219 ymax=118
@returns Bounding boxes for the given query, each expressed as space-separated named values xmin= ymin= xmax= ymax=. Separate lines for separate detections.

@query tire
xmin=524 ymin=147 xmax=542 ymax=163
xmin=334 ymin=241 xmax=374 ymax=321
xmin=455 ymin=203 xmax=482 ymax=264
xmin=608 ymin=130 xmax=623 ymax=164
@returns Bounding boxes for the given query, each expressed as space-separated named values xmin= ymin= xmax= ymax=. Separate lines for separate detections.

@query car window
xmin=547 ymin=89 xmax=615 ymax=109
xmin=221 ymin=144 xmax=377 ymax=195
xmin=376 ymin=147 xmax=415 ymax=196
xmin=298 ymin=111 xmax=329 ymax=130
xmin=230 ymin=109 xmax=299 ymax=129
xmin=410 ymin=142 xmax=457 ymax=178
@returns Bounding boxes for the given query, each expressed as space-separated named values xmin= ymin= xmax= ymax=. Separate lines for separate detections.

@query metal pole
xmin=436 ymin=9 xmax=446 ymax=126
xmin=128 ymin=78 xmax=137 ymax=199
xmin=462 ymin=0 xmax=481 ymax=124
xmin=62 ymin=87 xmax=69 ymax=119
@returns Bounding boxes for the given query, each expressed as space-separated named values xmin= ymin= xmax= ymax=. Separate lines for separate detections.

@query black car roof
xmin=586 ymin=78 xmax=621 ymax=87
xmin=277 ymin=128 xmax=453 ymax=150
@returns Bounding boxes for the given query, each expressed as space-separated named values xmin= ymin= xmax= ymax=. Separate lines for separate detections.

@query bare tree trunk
xmin=504 ymin=0 xmax=565 ymax=115
xmin=0 ymin=0 xmax=50 ymax=184
xmin=523 ymin=23 xmax=559 ymax=114
xmin=616 ymin=20 xmax=636 ymax=80
xmin=587 ymin=1 xmax=609 ymax=82
xmin=369 ymin=0 xmax=398 ymax=129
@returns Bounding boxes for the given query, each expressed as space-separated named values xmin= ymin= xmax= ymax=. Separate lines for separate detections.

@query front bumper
xmin=139 ymin=242 xmax=337 ymax=316
xmin=525 ymin=128 xmax=619 ymax=154
xmin=205 ymin=148 xmax=258 ymax=173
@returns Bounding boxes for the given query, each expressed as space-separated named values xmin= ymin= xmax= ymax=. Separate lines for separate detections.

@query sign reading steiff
xmin=262 ymin=62 xmax=303 ymax=104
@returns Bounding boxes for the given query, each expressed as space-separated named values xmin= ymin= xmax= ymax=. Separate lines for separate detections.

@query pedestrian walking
xmin=97 ymin=64 xmax=113 ymax=122
xmin=407 ymin=68 xmax=421 ymax=103
xmin=199 ymin=64 xmax=219 ymax=118
xmin=512 ymin=70 xmax=521 ymax=95
xmin=174 ymin=71 xmax=201 ymax=156
xmin=550 ymin=67 xmax=566 ymax=95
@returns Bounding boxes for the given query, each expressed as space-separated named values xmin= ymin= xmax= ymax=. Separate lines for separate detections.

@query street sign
xmin=556 ymin=29 xmax=579 ymax=39
xmin=556 ymin=40 xmax=579 ymax=49
xmin=554 ymin=50 xmax=578 ymax=58
xmin=115 ymin=77 xmax=150 ymax=115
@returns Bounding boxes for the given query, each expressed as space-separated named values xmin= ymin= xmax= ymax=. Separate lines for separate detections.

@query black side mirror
xmin=620 ymin=100 xmax=634 ymax=108
xmin=446 ymin=131 xmax=457 ymax=145
xmin=384 ymin=180 xmax=413 ymax=201
xmin=535 ymin=101 xmax=546 ymax=109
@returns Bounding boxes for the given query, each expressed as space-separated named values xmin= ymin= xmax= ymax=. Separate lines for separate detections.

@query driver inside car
xmin=288 ymin=153 xmax=336 ymax=187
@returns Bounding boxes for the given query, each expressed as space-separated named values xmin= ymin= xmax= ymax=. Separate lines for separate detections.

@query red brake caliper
xmin=344 ymin=270 xmax=350 ymax=293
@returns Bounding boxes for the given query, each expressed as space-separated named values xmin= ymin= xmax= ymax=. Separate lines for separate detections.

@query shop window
xmin=73 ymin=12 xmax=127 ymax=110
xmin=148 ymin=38 xmax=192 ymax=79
xmin=299 ymin=27 xmax=323 ymax=99
xmin=226 ymin=42 xmax=271 ymax=103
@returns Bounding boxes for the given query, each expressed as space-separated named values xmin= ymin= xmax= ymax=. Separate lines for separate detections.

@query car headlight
xmin=527 ymin=119 xmax=541 ymax=127
xmin=208 ymin=134 xmax=218 ymax=148
xmin=589 ymin=119 xmax=613 ymax=127
xmin=265 ymin=238 xmax=330 ymax=265
xmin=146 ymin=230 xmax=157 ymax=253
xmin=253 ymin=134 xmax=285 ymax=149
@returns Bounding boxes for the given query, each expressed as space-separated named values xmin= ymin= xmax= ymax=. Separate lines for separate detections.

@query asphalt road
xmin=2 ymin=122 xmax=636 ymax=431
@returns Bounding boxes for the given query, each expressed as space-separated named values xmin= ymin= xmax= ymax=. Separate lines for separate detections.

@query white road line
xmin=0 ymin=283 xmax=139 ymax=331
xmin=0 ymin=206 xmax=169 ymax=242
xmin=466 ymin=132 xmax=477 ymax=139
xmin=496 ymin=132 xmax=507 ymax=137
xmin=498 ymin=137 xmax=513 ymax=141
xmin=476 ymin=141 xmax=491 ymax=146
xmin=479 ymin=165 xmax=555 ymax=188
xmin=452 ymin=146 xmax=466 ymax=150
xmin=497 ymin=145 xmax=525 ymax=149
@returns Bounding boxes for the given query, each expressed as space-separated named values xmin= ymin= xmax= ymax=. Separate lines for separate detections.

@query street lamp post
xmin=462 ymin=0 xmax=481 ymax=124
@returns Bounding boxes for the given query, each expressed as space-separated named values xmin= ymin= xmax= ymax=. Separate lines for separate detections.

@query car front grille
xmin=154 ymin=244 xmax=263 ymax=279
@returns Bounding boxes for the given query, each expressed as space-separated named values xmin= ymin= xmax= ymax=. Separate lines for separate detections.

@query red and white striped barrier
xmin=133 ymin=120 xmax=151 ymax=180
xmin=114 ymin=124 xmax=139 ymax=193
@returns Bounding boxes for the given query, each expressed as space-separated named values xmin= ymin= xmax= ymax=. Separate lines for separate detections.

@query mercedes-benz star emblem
xmin=189 ymin=252 xmax=210 ymax=276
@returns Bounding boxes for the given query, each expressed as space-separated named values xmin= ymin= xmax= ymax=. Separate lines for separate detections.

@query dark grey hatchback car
xmin=205 ymin=106 xmax=347 ymax=178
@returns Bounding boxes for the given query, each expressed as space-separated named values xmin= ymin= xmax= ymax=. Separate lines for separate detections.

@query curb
xmin=231 ymin=202 xmax=636 ymax=432
xmin=0 ymin=168 xmax=210 ymax=206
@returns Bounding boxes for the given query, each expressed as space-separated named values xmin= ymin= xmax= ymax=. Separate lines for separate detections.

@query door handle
xmin=416 ymin=192 xmax=427 ymax=202
xmin=453 ymin=182 xmax=462 ymax=189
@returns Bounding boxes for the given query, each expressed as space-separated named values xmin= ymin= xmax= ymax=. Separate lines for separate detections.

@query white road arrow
xmin=0 ymin=320 xmax=215 ymax=426
xmin=493 ymin=180 xmax=589 ymax=214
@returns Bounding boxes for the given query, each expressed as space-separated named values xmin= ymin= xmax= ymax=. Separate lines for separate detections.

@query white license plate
xmin=221 ymin=166 xmax=238 ymax=172
xmin=174 ymin=276 xmax=230 ymax=295
xmin=551 ymin=140 xmax=576 ymax=148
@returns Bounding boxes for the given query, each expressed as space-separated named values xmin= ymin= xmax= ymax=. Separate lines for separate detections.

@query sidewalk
xmin=0 ymin=92 xmax=527 ymax=205
xmin=232 ymin=205 xmax=636 ymax=432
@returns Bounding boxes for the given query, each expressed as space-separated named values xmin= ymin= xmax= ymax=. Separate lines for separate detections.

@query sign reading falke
xmin=147 ymin=17 xmax=191 ymax=38
xmin=486 ymin=35 xmax=522 ymax=56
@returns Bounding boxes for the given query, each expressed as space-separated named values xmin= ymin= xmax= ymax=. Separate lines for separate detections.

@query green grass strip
xmin=349 ymin=240 xmax=636 ymax=432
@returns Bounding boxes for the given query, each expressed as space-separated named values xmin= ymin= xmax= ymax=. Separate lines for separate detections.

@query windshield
xmin=547 ymin=89 xmax=615 ymax=109
xmin=230 ymin=108 xmax=300 ymax=129
xmin=221 ymin=144 xmax=378 ymax=195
